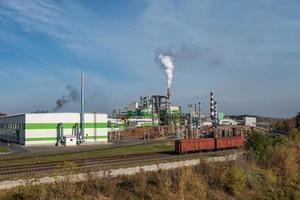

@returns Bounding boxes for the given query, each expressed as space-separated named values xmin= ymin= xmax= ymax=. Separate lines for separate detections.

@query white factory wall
xmin=25 ymin=113 xmax=107 ymax=146
xmin=127 ymin=118 xmax=159 ymax=126
xmin=244 ymin=117 xmax=256 ymax=127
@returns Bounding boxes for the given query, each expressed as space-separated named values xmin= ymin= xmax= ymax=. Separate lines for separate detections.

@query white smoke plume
xmin=158 ymin=54 xmax=175 ymax=89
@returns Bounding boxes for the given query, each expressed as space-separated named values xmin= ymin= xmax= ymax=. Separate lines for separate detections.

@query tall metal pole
xmin=81 ymin=72 xmax=85 ymax=140
xmin=198 ymin=102 xmax=201 ymax=127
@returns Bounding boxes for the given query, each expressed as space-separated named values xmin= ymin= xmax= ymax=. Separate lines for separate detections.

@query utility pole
xmin=7 ymin=134 xmax=9 ymax=152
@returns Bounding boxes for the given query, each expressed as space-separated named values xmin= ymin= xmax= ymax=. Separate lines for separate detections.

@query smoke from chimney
xmin=53 ymin=85 xmax=79 ymax=111
xmin=157 ymin=54 xmax=175 ymax=89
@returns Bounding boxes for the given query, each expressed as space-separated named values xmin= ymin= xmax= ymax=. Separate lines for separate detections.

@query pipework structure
xmin=113 ymin=92 xmax=180 ymax=127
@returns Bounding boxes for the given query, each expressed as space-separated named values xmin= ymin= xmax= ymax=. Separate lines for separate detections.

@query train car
xmin=175 ymin=138 xmax=215 ymax=154
xmin=175 ymin=136 xmax=244 ymax=154
xmin=215 ymin=136 xmax=244 ymax=150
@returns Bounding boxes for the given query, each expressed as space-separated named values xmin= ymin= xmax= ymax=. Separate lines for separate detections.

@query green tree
xmin=246 ymin=131 xmax=269 ymax=161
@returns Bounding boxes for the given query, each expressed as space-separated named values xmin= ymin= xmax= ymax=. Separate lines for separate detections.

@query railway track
xmin=0 ymin=149 xmax=243 ymax=177
xmin=0 ymin=152 xmax=172 ymax=177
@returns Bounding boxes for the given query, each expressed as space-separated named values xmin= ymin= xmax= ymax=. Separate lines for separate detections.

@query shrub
xmin=266 ymin=145 xmax=300 ymax=199
xmin=176 ymin=167 xmax=208 ymax=199
xmin=222 ymin=163 xmax=246 ymax=196
xmin=288 ymin=128 xmax=300 ymax=142
xmin=246 ymin=131 xmax=270 ymax=162
xmin=194 ymin=160 xmax=226 ymax=188
xmin=270 ymin=135 xmax=288 ymax=147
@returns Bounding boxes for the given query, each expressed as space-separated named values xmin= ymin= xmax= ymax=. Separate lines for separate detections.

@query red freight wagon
xmin=175 ymin=138 xmax=215 ymax=154
xmin=215 ymin=136 xmax=244 ymax=150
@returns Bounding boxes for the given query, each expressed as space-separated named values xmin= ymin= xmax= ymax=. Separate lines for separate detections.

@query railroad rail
xmin=0 ymin=152 xmax=172 ymax=177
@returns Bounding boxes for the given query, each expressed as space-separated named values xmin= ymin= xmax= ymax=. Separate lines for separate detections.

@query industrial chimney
xmin=214 ymin=101 xmax=218 ymax=123
xmin=210 ymin=92 xmax=215 ymax=121
xmin=80 ymin=72 xmax=85 ymax=141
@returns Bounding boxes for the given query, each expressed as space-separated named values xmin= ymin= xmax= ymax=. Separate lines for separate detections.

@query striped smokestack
xmin=210 ymin=92 xmax=215 ymax=120
xmin=214 ymin=101 xmax=218 ymax=122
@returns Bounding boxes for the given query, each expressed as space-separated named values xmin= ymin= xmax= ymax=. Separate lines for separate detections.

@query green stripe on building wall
xmin=25 ymin=135 xmax=107 ymax=142
xmin=143 ymin=122 xmax=159 ymax=126
xmin=25 ymin=137 xmax=57 ymax=141
xmin=25 ymin=123 xmax=107 ymax=130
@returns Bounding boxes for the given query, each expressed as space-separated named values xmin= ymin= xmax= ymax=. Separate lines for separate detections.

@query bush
xmin=265 ymin=145 xmax=300 ymax=199
xmin=246 ymin=131 xmax=270 ymax=162
xmin=270 ymin=135 xmax=288 ymax=147
xmin=288 ymin=128 xmax=300 ymax=142
xmin=222 ymin=163 xmax=246 ymax=196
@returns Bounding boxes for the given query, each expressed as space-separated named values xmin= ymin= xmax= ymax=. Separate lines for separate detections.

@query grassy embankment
xmin=1 ymin=128 xmax=300 ymax=200
xmin=0 ymin=146 xmax=8 ymax=153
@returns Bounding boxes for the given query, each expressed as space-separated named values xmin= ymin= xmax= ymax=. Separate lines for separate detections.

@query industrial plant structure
xmin=111 ymin=94 xmax=181 ymax=127
xmin=0 ymin=113 xmax=107 ymax=146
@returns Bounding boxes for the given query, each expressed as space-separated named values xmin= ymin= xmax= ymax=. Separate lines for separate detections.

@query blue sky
xmin=0 ymin=0 xmax=299 ymax=117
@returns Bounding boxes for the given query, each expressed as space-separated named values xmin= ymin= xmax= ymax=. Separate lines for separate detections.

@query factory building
xmin=0 ymin=113 xmax=107 ymax=146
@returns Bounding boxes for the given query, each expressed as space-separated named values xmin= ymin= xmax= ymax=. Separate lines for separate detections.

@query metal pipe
xmin=75 ymin=123 xmax=79 ymax=139
xmin=57 ymin=123 xmax=64 ymax=145
xmin=61 ymin=123 xmax=64 ymax=144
